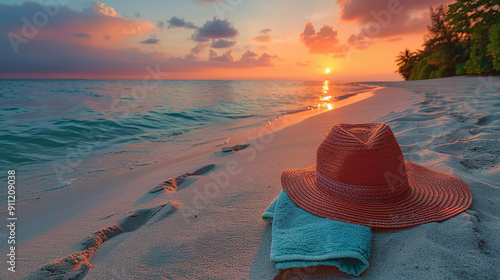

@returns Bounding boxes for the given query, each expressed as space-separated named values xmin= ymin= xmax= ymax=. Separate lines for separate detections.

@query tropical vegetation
xmin=396 ymin=0 xmax=500 ymax=80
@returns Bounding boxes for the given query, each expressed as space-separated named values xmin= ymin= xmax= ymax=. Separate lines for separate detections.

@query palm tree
xmin=396 ymin=48 xmax=417 ymax=80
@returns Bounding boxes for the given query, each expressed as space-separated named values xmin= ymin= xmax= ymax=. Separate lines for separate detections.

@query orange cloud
xmin=296 ymin=60 xmax=312 ymax=67
xmin=7 ymin=1 xmax=155 ymax=49
xmin=300 ymin=22 xmax=344 ymax=54
xmin=87 ymin=1 xmax=120 ymax=17
xmin=252 ymin=35 xmax=272 ymax=43
xmin=338 ymin=0 xmax=452 ymax=38
xmin=208 ymin=49 xmax=277 ymax=67
xmin=252 ymin=28 xmax=272 ymax=43
xmin=0 ymin=2 xmax=278 ymax=79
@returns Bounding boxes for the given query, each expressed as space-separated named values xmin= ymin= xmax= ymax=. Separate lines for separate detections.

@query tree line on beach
xmin=396 ymin=0 xmax=500 ymax=80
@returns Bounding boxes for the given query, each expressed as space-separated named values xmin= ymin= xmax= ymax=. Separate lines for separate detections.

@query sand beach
xmin=1 ymin=76 xmax=498 ymax=280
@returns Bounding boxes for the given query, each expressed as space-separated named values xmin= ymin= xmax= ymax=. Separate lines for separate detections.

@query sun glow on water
xmin=319 ymin=80 xmax=334 ymax=111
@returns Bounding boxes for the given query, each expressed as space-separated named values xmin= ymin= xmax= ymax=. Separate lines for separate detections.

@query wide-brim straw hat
xmin=282 ymin=123 xmax=472 ymax=228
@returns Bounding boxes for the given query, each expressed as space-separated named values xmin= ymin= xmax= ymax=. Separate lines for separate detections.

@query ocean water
xmin=0 ymin=79 xmax=375 ymax=201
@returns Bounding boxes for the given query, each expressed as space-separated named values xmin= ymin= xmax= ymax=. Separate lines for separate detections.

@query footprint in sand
xmin=148 ymin=144 xmax=249 ymax=194
xmin=222 ymin=144 xmax=250 ymax=153
xmin=148 ymin=164 xmax=216 ymax=193
xmin=27 ymin=203 xmax=175 ymax=280
xmin=213 ymin=143 xmax=251 ymax=158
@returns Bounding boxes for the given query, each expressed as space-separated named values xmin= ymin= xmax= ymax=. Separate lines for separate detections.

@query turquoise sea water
xmin=0 ymin=79 xmax=375 ymax=199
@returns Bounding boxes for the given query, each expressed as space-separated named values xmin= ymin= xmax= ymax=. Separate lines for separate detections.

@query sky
xmin=0 ymin=0 xmax=453 ymax=81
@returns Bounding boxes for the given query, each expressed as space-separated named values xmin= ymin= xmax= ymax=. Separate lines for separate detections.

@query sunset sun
xmin=325 ymin=68 xmax=331 ymax=74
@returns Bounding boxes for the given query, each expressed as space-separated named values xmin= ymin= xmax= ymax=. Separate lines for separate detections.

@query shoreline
xmin=7 ymin=82 xmax=381 ymax=228
xmin=0 ymin=83 xmax=402 ymax=279
xmin=3 ymin=80 xmax=376 ymax=207
xmin=3 ymin=76 xmax=499 ymax=279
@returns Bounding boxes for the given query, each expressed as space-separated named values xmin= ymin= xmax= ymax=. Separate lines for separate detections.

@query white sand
xmin=2 ymin=76 xmax=499 ymax=279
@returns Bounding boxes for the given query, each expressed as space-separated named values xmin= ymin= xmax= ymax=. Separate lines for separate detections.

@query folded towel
xmin=262 ymin=189 xmax=372 ymax=276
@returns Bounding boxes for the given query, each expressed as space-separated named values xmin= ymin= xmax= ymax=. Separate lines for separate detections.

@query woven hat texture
xmin=282 ymin=123 xmax=473 ymax=228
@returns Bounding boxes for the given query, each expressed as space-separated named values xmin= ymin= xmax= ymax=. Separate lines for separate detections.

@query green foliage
xmin=488 ymin=21 xmax=500 ymax=71
xmin=449 ymin=0 xmax=500 ymax=35
xmin=456 ymin=61 xmax=467 ymax=75
xmin=408 ymin=57 xmax=434 ymax=80
xmin=396 ymin=0 xmax=500 ymax=80
xmin=425 ymin=5 xmax=455 ymax=52
xmin=464 ymin=29 xmax=493 ymax=74
xmin=418 ymin=64 xmax=436 ymax=80
xmin=408 ymin=49 xmax=456 ymax=80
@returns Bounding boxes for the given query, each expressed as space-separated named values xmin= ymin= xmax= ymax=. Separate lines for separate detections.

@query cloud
xmin=211 ymin=39 xmax=236 ymax=48
xmin=300 ymin=22 xmax=344 ymax=54
xmin=260 ymin=28 xmax=272 ymax=34
xmin=1 ymin=1 xmax=155 ymax=54
xmin=337 ymin=0 xmax=452 ymax=38
xmin=252 ymin=35 xmax=272 ymax=43
xmin=196 ymin=49 xmax=278 ymax=68
xmin=338 ymin=0 xmax=450 ymax=23
xmin=190 ymin=43 xmax=209 ymax=55
xmin=158 ymin=20 xmax=165 ymax=30
xmin=252 ymin=28 xmax=272 ymax=43
xmin=239 ymin=50 xmax=276 ymax=66
xmin=191 ymin=18 xmax=239 ymax=42
xmin=140 ymin=38 xmax=160 ymax=44
xmin=74 ymin=33 xmax=92 ymax=38
xmin=209 ymin=49 xmax=234 ymax=62
xmin=167 ymin=16 xmax=197 ymax=29
xmin=383 ymin=36 xmax=403 ymax=42
xmin=354 ymin=11 xmax=432 ymax=39
xmin=85 ymin=1 xmax=120 ymax=17
xmin=0 ymin=2 xmax=276 ymax=78
xmin=347 ymin=33 xmax=372 ymax=49
xmin=296 ymin=60 xmax=312 ymax=67
xmin=238 ymin=50 xmax=276 ymax=67
xmin=208 ymin=49 xmax=277 ymax=67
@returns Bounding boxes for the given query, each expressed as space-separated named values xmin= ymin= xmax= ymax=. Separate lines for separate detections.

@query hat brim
xmin=281 ymin=161 xmax=472 ymax=228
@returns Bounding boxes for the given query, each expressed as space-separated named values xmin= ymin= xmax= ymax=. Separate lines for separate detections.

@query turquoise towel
xmin=262 ymin=190 xmax=372 ymax=276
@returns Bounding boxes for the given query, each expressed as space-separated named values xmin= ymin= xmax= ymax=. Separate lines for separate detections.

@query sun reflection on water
xmin=323 ymin=81 xmax=329 ymax=93
xmin=319 ymin=80 xmax=334 ymax=111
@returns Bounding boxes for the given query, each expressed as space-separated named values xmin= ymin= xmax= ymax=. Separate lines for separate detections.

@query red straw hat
xmin=282 ymin=123 xmax=472 ymax=228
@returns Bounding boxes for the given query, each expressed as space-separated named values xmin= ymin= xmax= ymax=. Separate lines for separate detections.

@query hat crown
xmin=281 ymin=122 xmax=472 ymax=228
xmin=316 ymin=123 xmax=407 ymax=188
